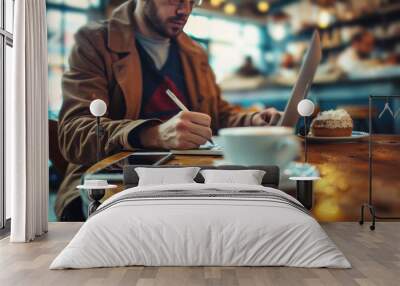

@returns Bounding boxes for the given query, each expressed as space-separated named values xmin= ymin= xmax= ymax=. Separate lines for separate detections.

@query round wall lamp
xmin=297 ymin=99 xmax=315 ymax=162
xmin=90 ymin=99 xmax=107 ymax=162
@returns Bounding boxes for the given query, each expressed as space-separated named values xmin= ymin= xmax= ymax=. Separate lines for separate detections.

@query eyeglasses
xmin=168 ymin=0 xmax=203 ymax=7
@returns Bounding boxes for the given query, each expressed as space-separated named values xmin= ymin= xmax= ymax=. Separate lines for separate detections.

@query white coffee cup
xmin=215 ymin=126 xmax=300 ymax=169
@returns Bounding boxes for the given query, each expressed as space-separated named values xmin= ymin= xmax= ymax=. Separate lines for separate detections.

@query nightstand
xmin=77 ymin=180 xmax=117 ymax=216
xmin=289 ymin=176 xmax=320 ymax=210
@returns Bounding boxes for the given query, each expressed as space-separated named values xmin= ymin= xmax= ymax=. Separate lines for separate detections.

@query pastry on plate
xmin=310 ymin=109 xmax=353 ymax=137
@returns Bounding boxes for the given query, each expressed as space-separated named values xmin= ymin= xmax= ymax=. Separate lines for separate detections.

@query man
xmin=337 ymin=30 xmax=381 ymax=74
xmin=57 ymin=0 xmax=281 ymax=221
xmin=236 ymin=56 xmax=262 ymax=77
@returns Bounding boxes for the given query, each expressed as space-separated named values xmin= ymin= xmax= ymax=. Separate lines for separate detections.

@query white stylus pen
xmin=166 ymin=89 xmax=189 ymax=111
xmin=166 ymin=89 xmax=214 ymax=146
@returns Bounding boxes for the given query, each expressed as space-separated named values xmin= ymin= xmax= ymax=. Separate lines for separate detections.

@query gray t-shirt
xmin=135 ymin=33 xmax=171 ymax=70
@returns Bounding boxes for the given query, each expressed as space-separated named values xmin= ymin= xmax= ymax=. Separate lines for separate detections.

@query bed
xmin=50 ymin=165 xmax=350 ymax=269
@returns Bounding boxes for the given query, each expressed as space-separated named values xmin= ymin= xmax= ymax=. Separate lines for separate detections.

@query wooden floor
xmin=0 ymin=222 xmax=399 ymax=286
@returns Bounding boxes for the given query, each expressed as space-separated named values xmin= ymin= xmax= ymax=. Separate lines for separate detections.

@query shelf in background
xmin=321 ymin=34 xmax=400 ymax=54
xmin=221 ymin=75 xmax=400 ymax=93
xmin=293 ymin=3 xmax=400 ymax=39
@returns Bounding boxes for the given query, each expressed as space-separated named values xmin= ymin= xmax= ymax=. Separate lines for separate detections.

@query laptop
xmin=278 ymin=30 xmax=322 ymax=127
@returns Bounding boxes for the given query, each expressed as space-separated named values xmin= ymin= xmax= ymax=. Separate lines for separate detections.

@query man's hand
xmin=139 ymin=111 xmax=212 ymax=150
xmin=251 ymin=108 xmax=283 ymax=126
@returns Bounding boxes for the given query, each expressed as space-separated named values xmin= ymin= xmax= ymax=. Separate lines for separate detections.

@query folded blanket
xmin=92 ymin=188 xmax=310 ymax=217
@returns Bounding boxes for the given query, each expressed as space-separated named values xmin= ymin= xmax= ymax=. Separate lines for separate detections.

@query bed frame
xmin=123 ymin=165 xmax=280 ymax=189
xmin=87 ymin=165 xmax=315 ymax=216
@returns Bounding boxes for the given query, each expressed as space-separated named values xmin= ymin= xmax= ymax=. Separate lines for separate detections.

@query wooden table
xmin=85 ymin=135 xmax=400 ymax=222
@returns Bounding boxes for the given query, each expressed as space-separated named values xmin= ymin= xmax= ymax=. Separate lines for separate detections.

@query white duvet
xmin=50 ymin=183 xmax=351 ymax=269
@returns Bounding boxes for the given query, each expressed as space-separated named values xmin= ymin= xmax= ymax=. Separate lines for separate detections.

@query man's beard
xmin=143 ymin=0 xmax=186 ymax=38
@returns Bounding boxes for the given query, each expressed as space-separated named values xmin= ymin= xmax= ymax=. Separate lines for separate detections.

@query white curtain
xmin=7 ymin=0 xmax=49 ymax=242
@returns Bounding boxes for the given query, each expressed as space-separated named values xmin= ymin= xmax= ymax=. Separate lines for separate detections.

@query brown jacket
xmin=56 ymin=0 xmax=256 ymax=218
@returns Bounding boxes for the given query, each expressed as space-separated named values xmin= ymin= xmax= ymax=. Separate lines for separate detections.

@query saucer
xmin=298 ymin=131 xmax=368 ymax=143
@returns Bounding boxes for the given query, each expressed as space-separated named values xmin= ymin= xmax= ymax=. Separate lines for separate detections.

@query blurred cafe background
xmin=46 ymin=0 xmax=400 ymax=220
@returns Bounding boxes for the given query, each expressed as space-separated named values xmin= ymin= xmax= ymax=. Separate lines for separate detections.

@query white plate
xmin=299 ymin=131 xmax=369 ymax=143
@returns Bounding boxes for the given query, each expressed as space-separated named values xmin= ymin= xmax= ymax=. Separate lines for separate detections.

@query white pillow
xmin=200 ymin=169 xmax=266 ymax=185
xmin=135 ymin=167 xmax=200 ymax=186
